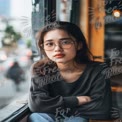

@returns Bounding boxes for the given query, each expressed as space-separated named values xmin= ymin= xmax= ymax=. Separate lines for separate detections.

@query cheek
xmin=45 ymin=51 xmax=53 ymax=59
xmin=70 ymin=51 xmax=77 ymax=58
xmin=65 ymin=48 xmax=77 ymax=58
xmin=69 ymin=46 xmax=77 ymax=55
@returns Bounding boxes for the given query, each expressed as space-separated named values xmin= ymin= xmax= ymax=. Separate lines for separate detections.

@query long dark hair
xmin=37 ymin=21 xmax=93 ymax=64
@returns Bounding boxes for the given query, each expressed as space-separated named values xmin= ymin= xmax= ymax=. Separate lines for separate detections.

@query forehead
xmin=44 ymin=29 xmax=69 ymax=39
xmin=43 ymin=29 xmax=76 ymax=42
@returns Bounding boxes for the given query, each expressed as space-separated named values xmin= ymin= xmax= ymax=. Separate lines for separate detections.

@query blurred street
xmin=0 ymin=66 xmax=31 ymax=109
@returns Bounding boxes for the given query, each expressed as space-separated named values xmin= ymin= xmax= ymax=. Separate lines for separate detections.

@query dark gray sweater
xmin=28 ymin=61 xmax=112 ymax=120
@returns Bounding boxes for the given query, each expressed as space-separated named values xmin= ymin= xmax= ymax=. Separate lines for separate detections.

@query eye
xmin=45 ymin=42 xmax=54 ymax=47
xmin=61 ymin=40 xmax=72 ymax=45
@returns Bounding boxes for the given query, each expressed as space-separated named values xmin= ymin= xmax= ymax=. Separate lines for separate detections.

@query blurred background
xmin=0 ymin=0 xmax=122 ymax=121
xmin=0 ymin=0 xmax=32 ymax=109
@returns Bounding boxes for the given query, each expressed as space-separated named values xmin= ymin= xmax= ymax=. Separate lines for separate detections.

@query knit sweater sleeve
xmin=28 ymin=60 xmax=78 ymax=114
xmin=76 ymin=64 xmax=112 ymax=120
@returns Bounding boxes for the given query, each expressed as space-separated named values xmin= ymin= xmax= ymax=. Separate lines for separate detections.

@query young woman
xmin=28 ymin=21 xmax=112 ymax=122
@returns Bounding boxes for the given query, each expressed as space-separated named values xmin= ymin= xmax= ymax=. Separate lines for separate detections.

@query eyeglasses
xmin=42 ymin=39 xmax=74 ymax=51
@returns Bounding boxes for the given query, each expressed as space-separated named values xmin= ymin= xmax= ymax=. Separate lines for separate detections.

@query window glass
xmin=0 ymin=0 xmax=32 ymax=114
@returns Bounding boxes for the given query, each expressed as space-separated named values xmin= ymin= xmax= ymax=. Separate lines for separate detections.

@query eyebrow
xmin=59 ymin=37 xmax=72 ymax=41
xmin=44 ymin=37 xmax=72 ymax=43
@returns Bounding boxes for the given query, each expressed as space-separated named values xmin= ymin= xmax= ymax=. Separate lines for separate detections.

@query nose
xmin=54 ymin=44 xmax=63 ymax=52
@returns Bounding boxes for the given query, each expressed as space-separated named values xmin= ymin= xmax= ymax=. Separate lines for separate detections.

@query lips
xmin=54 ymin=54 xmax=65 ymax=58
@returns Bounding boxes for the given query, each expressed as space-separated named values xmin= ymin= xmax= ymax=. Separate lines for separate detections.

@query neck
xmin=56 ymin=61 xmax=80 ymax=73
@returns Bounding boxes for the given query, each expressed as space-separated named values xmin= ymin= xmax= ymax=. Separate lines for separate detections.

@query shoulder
xmin=86 ymin=61 xmax=108 ymax=76
xmin=88 ymin=61 xmax=107 ymax=69
xmin=85 ymin=62 xmax=111 ymax=85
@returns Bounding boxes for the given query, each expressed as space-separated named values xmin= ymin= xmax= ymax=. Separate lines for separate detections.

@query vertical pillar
xmin=80 ymin=0 xmax=105 ymax=62
xmin=89 ymin=0 xmax=105 ymax=61
xmin=79 ymin=0 xmax=89 ymax=45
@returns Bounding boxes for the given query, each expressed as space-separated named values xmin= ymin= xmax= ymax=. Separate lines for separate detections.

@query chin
xmin=52 ymin=58 xmax=66 ymax=63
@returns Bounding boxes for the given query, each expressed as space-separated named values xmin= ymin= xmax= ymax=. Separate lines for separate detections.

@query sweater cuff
xmin=63 ymin=96 xmax=78 ymax=108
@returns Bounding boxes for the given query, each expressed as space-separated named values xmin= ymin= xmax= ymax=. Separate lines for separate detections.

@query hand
xmin=77 ymin=96 xmax=91 ymax=105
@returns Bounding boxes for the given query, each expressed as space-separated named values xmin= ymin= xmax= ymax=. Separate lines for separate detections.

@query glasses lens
xmin=43 ymin=39 xmax=74 ymax=51
xmin=61 ymin=40 xmax=73 ymax=49
xmin=43 ymin=42 xmax=54 ymax=51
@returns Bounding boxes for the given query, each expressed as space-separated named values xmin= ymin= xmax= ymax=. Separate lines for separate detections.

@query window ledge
xmin=0 ymin=94 xmax=28 ymax=121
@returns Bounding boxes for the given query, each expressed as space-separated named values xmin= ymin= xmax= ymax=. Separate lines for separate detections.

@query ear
xmin=77 ymin=42 xmax=82 ymax=50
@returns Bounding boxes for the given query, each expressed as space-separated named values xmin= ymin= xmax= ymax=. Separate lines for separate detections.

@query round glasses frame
xmin=41 ymin=39 xmax=75 ymax=51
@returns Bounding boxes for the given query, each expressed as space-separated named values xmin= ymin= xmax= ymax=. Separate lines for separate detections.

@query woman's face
xmin=43 ymin=29 xmax=81 ymax=64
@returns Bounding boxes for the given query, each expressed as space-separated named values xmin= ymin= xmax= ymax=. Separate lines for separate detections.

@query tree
xmin=2 ymin=25 xmax=21 ymax=46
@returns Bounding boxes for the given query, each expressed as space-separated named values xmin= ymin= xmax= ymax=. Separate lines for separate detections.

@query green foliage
xmin=26 ymin=39 xmax=32 ymax=48
xmin=3 ymin=25 xmax=22 ymax=46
